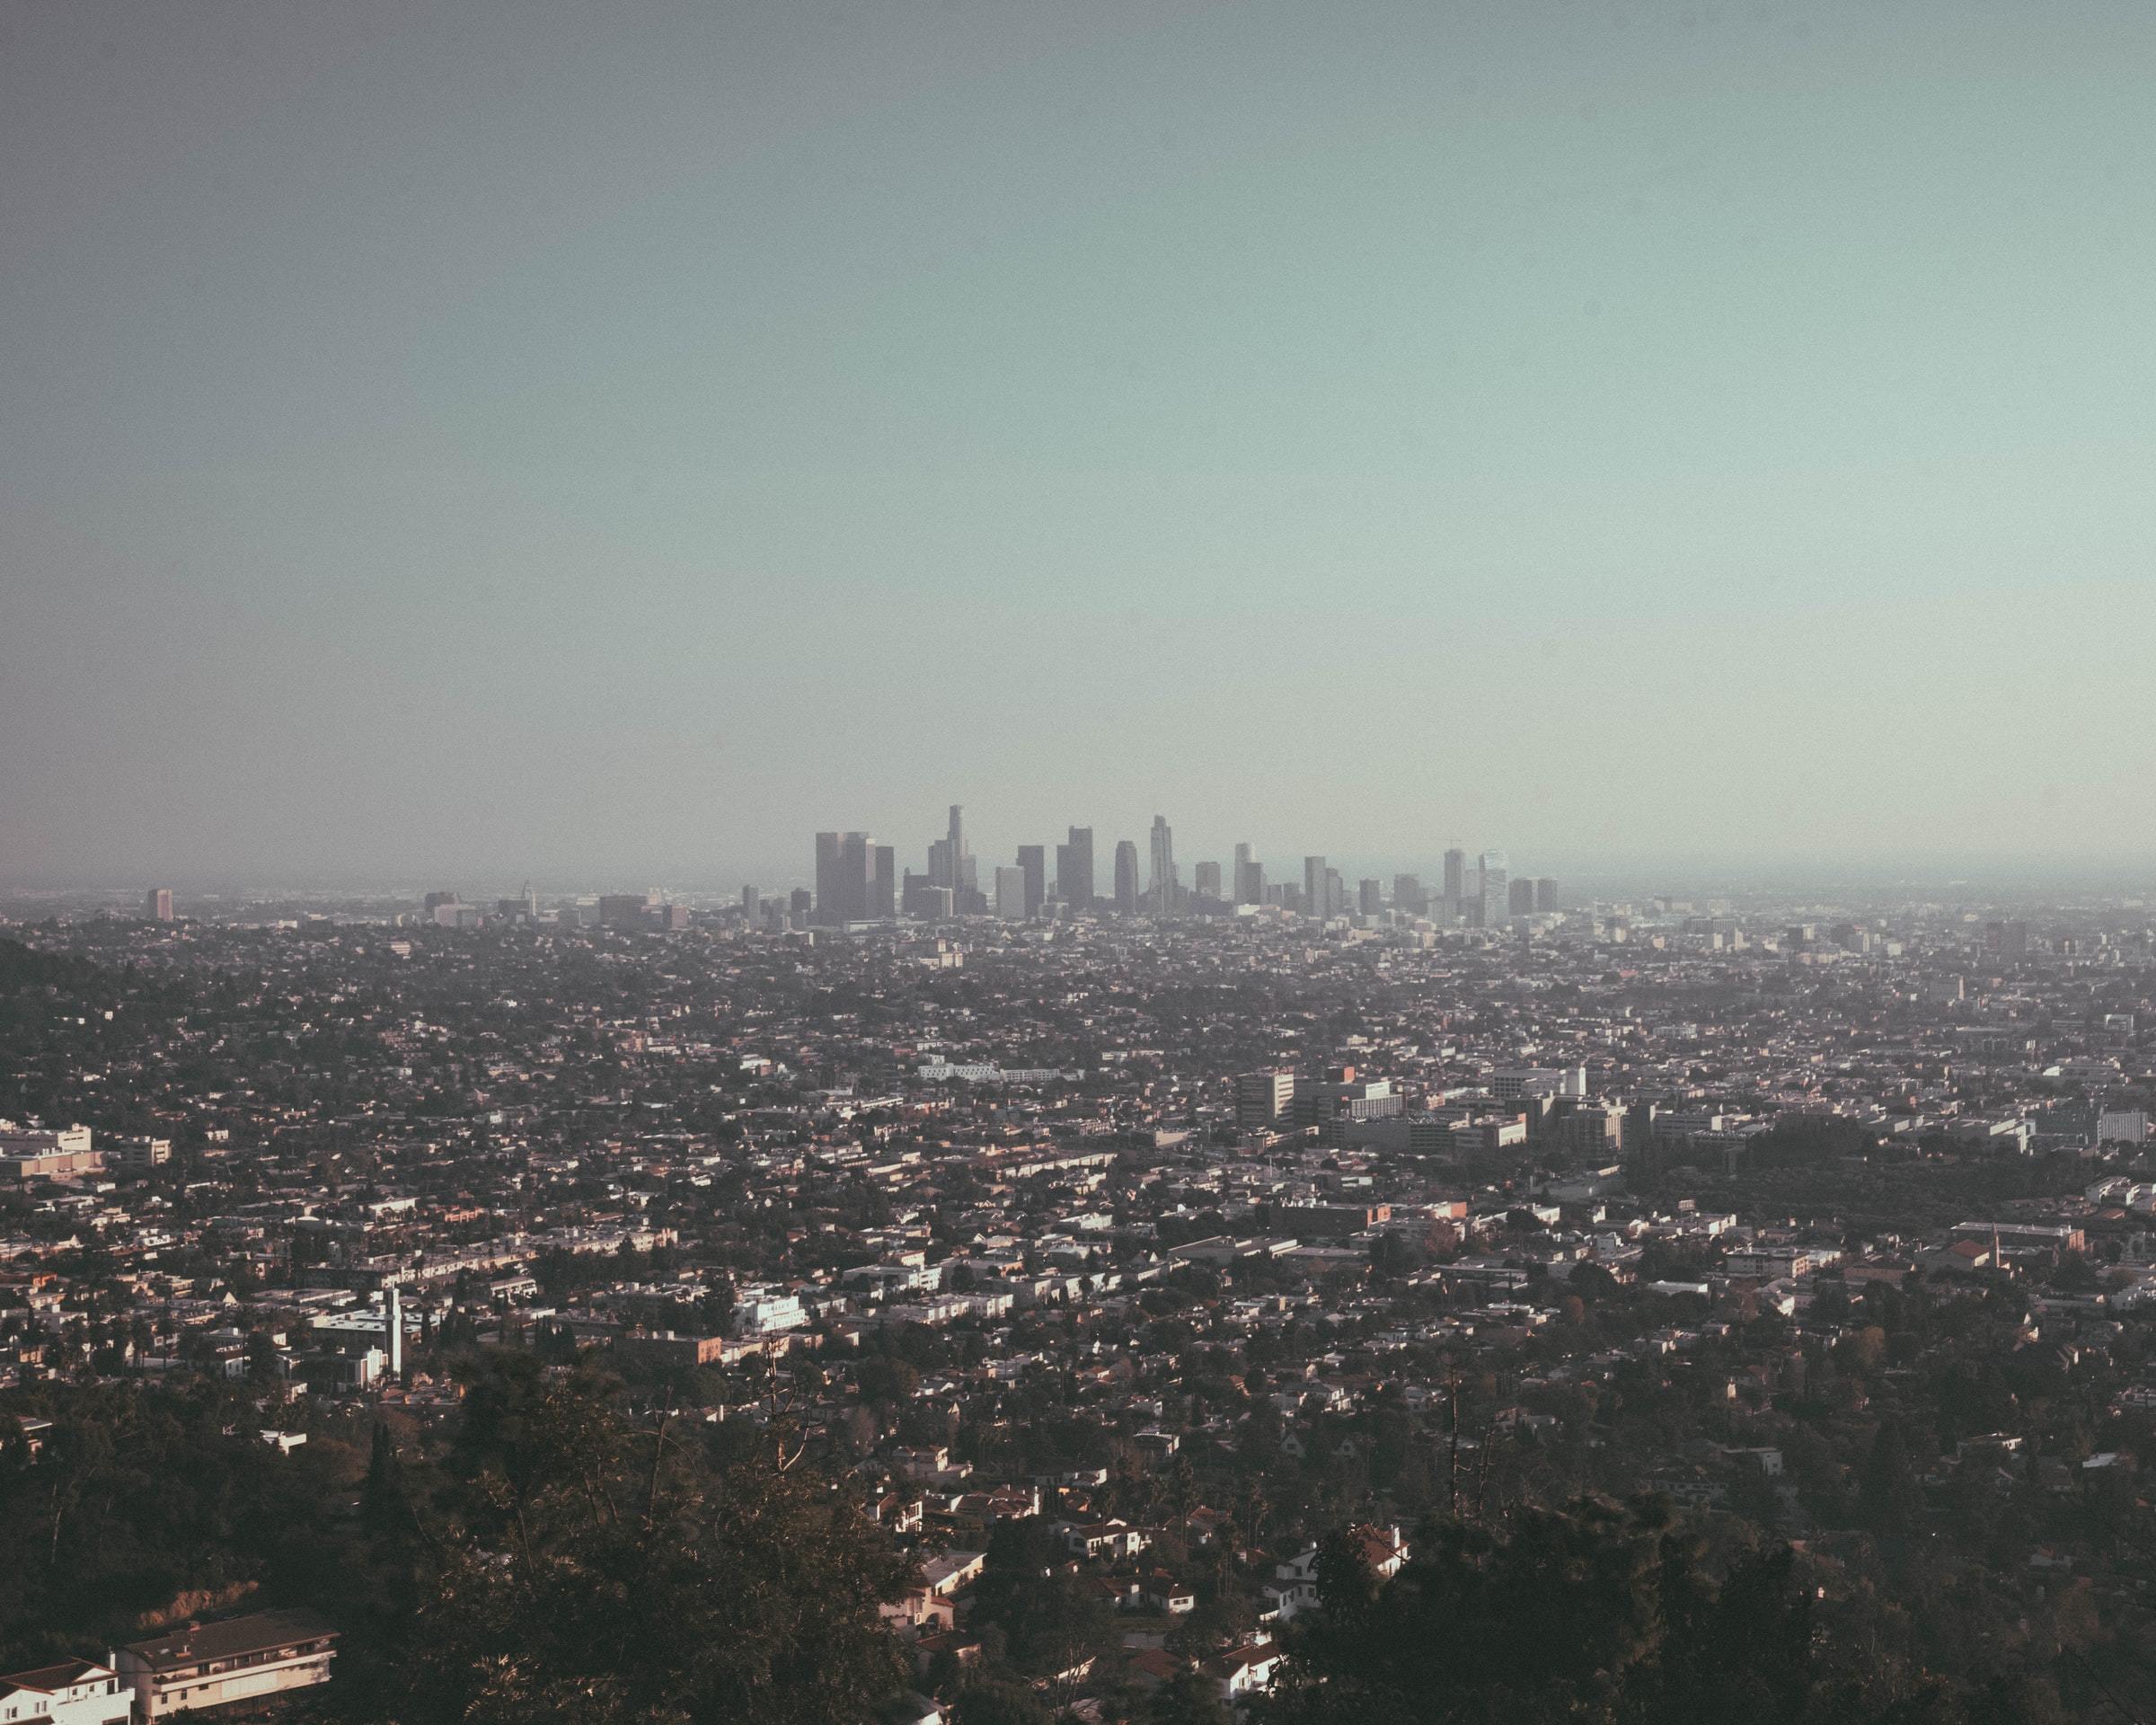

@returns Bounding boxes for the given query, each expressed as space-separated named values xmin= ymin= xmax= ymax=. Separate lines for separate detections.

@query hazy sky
xmin=4 ymin=0 xmax=2152 ymax=892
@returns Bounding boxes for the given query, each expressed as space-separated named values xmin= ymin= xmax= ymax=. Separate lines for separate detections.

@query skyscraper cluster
xmin=811 ymin=831 xmax=896 ymax=924
xmin=803 ymin=804 xmax=1552 ymax=929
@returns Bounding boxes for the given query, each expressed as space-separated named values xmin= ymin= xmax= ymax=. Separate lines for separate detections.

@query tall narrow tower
xmin=1148 ymin=815 xmax=1177 ymax=916
xmin=385 ymin=1284 xmax=404 ymax=1382
xmin=947 ymin=805 xmax=968 ymax=885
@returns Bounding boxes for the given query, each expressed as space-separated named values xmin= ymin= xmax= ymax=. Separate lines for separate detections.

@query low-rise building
xmin=114 ymin=1610 xmax=336 ymax=1720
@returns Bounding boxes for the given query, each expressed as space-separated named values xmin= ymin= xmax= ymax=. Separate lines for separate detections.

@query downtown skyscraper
xmin=814 ymin=831 xmax=873 ymax=924
xmin=1113 ymin=839 xmax=1140 ymax=916
xmin=1056 ymin=827 xmax=1094 ymax=909
xmin=1016 ymin=845 xmax=1047 ymax=917
xmin=1148 ymin=815 xmax=1177 ymax=917
xmin=1479 ymin=849 xmax=1509 ymax=928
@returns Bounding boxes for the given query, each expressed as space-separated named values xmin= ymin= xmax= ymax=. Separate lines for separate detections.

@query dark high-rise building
xmin=1442 ymin=847 xmax=1467 ymax=914
xmin=788 ymin=888 xmax=812 ymax=918
xmin=1359 ymin=878 xmax=1383 ymax=916
xmin=1194 ymin=860 xmax=1222 ymax=902
xmin=815 ymin=831 xmax=871 ymax=923
xmin=598 ymin=892 xmax=654 ymax=928
xmin=1148 ymin=815 xmax=1177 ymax=916
xmin=1392 ymin=874 xmax=1423 ymax=916
xmin=1303 ymin=855 xmax=1327 ymax=920
xmin=1113 ymin=840 xmax=1140 ymax=915
xmin=1017 ymin=845 xmax=1047 ymax=916
xmin=841 ymin=833 xmax=871 ymax=921
xmin=815 ymin=833 xmax=841 ymax=924
xmin=1509 ymin=877 xmax=1535 ymax=916
xmin=1233 ymin=843 xmax=1263 ymax=906
xmin=145 ymin=888 xmax=173 ymax=922
xmin=1056 ymin=826 xmax=1095 ymax=909
xmin=1534 ymin=877 xmax=1558 ymax=913
xmin=871 ymin=845 xmax=897 ymax=918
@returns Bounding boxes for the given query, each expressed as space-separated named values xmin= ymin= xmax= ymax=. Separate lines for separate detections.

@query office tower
xmin=1114 ymin=840 xmax=1140 ymax=915
xmin=871 ymin=846 xmax=897 ymax=919
xmin=1236 ymin=1069 xmax=1297 ymax=1129
xmin=1509 ymin=877 xmax=1535 ymax=916
xmin=1479 ymin=850 xmax=1509 ymax=928
xmin=946 ymin=805 xmax=969 ymax=893
xmin=1233 ymin=843 xmax=1259 ymax=905
xmin=1056 ymin=826 xmax=1095 ymax=909
xmin=1534 ymin=877 xmax=1557 ymax=913
xmin=928 ymin=837 xmax=953 ymax=890
xmin=1359 ymin=878 xmax=1383 ymax=916
xmin=1148 ymin=815 xmax=1177 ymax=916
xmin=840 ymin=833 xmax=871 ymax=921
xmin=1017 ymin=845 xmax=1047 ymax=917
xmin=145 ymin=888 xmax=173 ymax=922
xmin=1327 ymin=868 xmax=1345 ymax=917
xmin=1195 ymin=861 xmax=1222 ymax=902
xmin=994 ymin=865 xmax=1028 ymax=920
xmin=817 ymin=832 xmax=871 ymax=923
xmin=740 ymin=886 xmax=759 ymax=923
xmin=814 ymin=833 xmax=841 ymax=924
xmin=1442 ymin=848 xmax=1466 ymax=910
xmin=788 ymin=888 xmax=812 ymax=919
xmin=1304 ymin=856 xmax=1327 ymax=919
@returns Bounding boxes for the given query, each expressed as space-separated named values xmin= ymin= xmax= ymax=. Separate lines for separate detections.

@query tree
xmin=1858 ymin=1419 xmax=1922 ymax=1544
xmin=1150 ymin=1667 xmax=1230 ymax=1725
xmin=951 ymin=1682 xmax=1053 ymax=1725
xmin=362 ymin=1423 xmax=411 ymax=1537
xmin=389 ymin=1355 xmax=911 ymax=1725
xmin=858 ymin=1356 xmax=922 ymax=1411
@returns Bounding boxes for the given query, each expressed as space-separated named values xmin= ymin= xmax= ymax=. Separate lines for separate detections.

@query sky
xmin=3 ymin=0 xmax=2152 ymax=894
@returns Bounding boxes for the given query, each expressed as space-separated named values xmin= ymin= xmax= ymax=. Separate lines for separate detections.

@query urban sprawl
xmin=4 ymin=823 xmax=2156 ymax=1724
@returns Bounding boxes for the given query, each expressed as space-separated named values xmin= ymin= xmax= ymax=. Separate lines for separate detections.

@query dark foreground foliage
xmin=1 ymin=1358 xmax=909 ymax=1725
xmin=1258 ymin=1497 xmax=2109 ymax=1725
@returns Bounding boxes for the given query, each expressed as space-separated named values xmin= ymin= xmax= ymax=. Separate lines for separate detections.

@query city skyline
xmin=6 ymin=6 xmax=2156 ymax=1720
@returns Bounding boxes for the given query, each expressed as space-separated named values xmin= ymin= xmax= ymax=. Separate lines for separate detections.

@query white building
xmin=0 ymin=1659 xmax=132 ymax=1725
xmin=729 ymin=1286 xmax=806 ymax=1335
xmin=114 ymin=1611 xmax=336 ymax=1720
xmin=0 ymin=1125 xmax=98 ymax=1181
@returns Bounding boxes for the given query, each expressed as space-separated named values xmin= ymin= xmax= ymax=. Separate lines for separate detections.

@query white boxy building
xmin=0 ymin=1659 xmax=132 ymax=1725
xmin=113 ymin=1610 xmax=336 ymax=1719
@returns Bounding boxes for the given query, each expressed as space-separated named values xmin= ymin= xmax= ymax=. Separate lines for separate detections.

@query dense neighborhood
xmin=3 ymin=880 xmax=2155 ymax=1722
